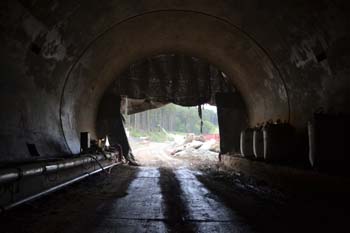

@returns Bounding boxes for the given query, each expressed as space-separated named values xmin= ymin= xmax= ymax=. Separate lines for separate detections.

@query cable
xmin=87 ymin=155 xmax=114 ymax=175
xmin=198 ymin=105 xmax=203 ymax=134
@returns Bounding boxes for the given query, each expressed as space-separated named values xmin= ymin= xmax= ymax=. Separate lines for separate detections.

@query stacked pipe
xmin=240 ymin=122 xmax=295 ymax=163
xmin=239 ymin=113 xmax=350 ymax=172
xmin=308 ymin=113 xmax=349 ymax=172
xmin=240 ymin=126 xmax=263 ymax=160
xmin=240 ymin=128 xmax=254 ymax=158
xmin=253 ymin=126 xmax=264 ymax=160
xmin=263 ymin=123 xmax=295 ymax=162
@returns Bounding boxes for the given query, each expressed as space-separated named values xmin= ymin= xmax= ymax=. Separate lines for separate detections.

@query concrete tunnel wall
xmin=61 ymin=11 xmax=289 ymax=154
xmin=0 ymin=0 xmax=350 ymax=161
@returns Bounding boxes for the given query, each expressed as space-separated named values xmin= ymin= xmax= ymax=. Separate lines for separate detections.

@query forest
xmin=125 ymin=104 xmax=218 ymax=136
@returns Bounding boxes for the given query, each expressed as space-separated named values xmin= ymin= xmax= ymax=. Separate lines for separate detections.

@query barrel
xmin=253 ymin=128 xmax=264 ymax=160
xmin=240 ymin=128 xmax=254 ymax=158
xmin=308 ymin=113 xmax=349 ymax=171
xmin=263 ymin=123 xmax=295 ymax=162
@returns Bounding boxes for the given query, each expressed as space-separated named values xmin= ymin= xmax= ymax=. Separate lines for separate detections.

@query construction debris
xmin=170 ymin=133 xmax=220 ymax=161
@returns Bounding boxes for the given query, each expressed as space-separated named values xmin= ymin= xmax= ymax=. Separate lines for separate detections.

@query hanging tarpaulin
xmin=198 ymin=104 xmax=203 ymax=134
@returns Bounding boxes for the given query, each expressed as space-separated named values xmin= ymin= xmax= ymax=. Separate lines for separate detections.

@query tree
xmin=126 ymin=104 xmax=218 ymax=134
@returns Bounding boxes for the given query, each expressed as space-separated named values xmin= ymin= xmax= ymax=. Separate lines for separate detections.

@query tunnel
xmin=1 ymin=1 xmax=350 ymax=232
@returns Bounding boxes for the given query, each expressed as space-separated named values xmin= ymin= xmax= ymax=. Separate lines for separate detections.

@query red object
xmin=203 ymin=134 xmax=220 ymax=141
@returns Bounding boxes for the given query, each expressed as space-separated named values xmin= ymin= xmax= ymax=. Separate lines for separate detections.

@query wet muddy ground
xmin=1 ymin=142 xmax=349 ymax=233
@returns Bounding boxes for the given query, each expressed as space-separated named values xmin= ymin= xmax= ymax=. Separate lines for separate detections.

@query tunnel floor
xmin=1 ymin=165 xmax=254 ymax=233
xmin=1 ymin=144 xmax=349 ymax=233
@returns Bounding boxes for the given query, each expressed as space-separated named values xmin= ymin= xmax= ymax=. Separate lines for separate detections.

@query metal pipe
xmin=0 ymin=154 xmax=116 ymax=184
xmin=19 ymin=164 xmax=45 ymax=177
xmin=0 ymin=163 xmax=117 ymax=213
xmin=0 ymin=169 xmax=19 ymax=184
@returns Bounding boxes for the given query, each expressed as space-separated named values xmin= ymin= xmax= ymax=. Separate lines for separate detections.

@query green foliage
xmin=127 ymin=104 xmax=218 ymax=135
xmin=201 ymin=120 xmax=218 ymax=134
xmin=148 ymin=131 xmax=174 ymax=142
xmin=129 ymin=128 xmax=143 ymax=138
xmin=129 ymin=128 xmax=173 ymax=142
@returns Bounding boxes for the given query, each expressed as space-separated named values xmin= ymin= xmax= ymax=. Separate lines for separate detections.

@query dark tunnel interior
xmin=1 ymin=1 xmax=350 ymax=233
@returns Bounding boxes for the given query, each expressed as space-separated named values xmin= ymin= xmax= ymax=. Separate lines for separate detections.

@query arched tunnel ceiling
xmin=0 ymin=0 xmax=350 ymax=159
xmin=97 ymin=54 xmax=236 ymax=138
xmin=115 ymin=54 xmax=232 ymax=108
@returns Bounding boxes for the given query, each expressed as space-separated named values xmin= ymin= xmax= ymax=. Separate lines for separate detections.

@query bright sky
xmin=203 ymin=104 xmax=217 ymax=113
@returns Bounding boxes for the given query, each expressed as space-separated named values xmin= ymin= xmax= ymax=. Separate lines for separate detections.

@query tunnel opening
xmin=60 ymin=11 xmax=291 ymax=157
xmin=125 ymin=103 xmax=220 ymax=167
xmin=95 ymin=54 xmax=249 ymax=167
